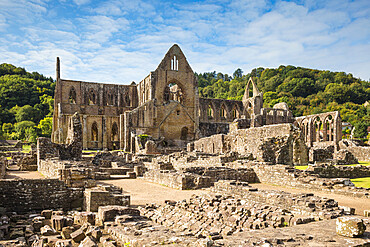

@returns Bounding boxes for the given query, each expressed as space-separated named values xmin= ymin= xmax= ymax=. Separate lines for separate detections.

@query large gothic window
xmin=89 ymin=89 xmax=96 ymax=105
xmin=163 ymin=83 xmax=183 ymax=103
xmin=69 ymin=87 xmax=76 ymax=104
xmin=171 ymin=56 xmax=178 ymax=70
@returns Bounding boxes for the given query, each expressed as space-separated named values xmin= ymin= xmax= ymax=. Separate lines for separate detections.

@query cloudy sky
xmin=0 ymin=0 xmax=369 ymax=84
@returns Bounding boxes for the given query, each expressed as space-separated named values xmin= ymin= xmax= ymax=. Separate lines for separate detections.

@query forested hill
xmin=0 ymin=63 xmax=55 ymax=141
xmin=197 ymin=66 xmax=370 ymax=128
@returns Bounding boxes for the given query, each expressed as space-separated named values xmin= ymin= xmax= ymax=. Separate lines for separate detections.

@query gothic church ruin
xmin=53 ymin=44 xmax=330 ymax=153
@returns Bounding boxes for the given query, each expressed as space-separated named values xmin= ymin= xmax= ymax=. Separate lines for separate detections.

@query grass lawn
xmin=294 ymin=161 xmax=370 ymax=171
xmin=295 ymin=165 xmax=308 ymax=170
xmin=351 ymin=177 xmax=370 ymax=188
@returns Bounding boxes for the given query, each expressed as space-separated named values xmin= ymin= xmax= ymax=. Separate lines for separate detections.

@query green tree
xmin=15 ymin=105 xmax=39 ymax=123
xmin=354 ymin=121 xmax=368 ymax=139
xmin=38 ymin=117 xmax=53 ymax=137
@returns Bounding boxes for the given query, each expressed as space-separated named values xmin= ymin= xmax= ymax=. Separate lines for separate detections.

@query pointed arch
xmin=91 ymin=122 xmax=98 ymax=142
xmin=69 ymin=87 xmax=76 ymax=104
xmin=243 ymin=78 xmax=260 ymax=100
xmin=220 ymin=103 xmax=228 ymax=120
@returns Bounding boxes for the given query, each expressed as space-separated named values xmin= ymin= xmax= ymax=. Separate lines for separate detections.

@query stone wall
xmin=193 ymin=123 xmax=308 ymax=165
xmin=0 ymin=157 xmax=6 ymax=179
xmin=305 ymin=164 xmax=370 ymax=179
xmin=250 ymin=164 xmax=370 ymax=198
xmin=142 ymin=170 xmax=213 ymax=190
xmin=0 ymin=179 xmax=83 ymax=213
xmin=84 ymin=186 xmax=130 ymax=212
xmin=343 ymin=147 xmax=370 ymax=161
xmin=38 ymin=112 xmax=82 ymax=167
xmin=198 ymin=122 xmax=230 ymax=138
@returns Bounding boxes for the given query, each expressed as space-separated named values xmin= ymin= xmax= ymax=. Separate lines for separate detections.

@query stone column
xmin=83 ymin=115 xmax=88 ymax=149
xmin=123 ymin=112 xmax=131 ymax=152
xmin=102 ymin=116 xmax=107 ymax=150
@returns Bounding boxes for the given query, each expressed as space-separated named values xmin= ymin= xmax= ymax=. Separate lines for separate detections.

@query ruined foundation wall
xmin=251 ymin=164 xmax=370 ymax=198
xmin=0 ymin=179 xmax=83 ymax=212
xmin=194 ymin=123 xmax=308 ymax=165
xmin=305 ymin=164 xmax=370 ymax=179
xmin=344 ymin=147 xmax=370 ymax=161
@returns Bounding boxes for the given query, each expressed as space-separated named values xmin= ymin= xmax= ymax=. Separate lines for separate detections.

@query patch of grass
xmin=22 ymin=145 xmax=32 ymax=153
xmin=295 ymin=165 xmax=308 ymax=170
xmin=351 ymin=177 xmax=370 ymax=188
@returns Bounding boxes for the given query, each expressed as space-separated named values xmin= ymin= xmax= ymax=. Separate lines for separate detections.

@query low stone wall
xmin=142 ymin=170 xmax=213 ymax=190
xmin=212 ymin=180 xmax=342 ymax=220
xmin=305 ymin=164 xmax=370 ymax=179
xmin=0 ymin=179 xmax=83 ymax=212
xmin=38 ymin=159 xmax=70 ymax=178
xmin=84 ymin=186 xmax=130 ymax=212
xmin=345 ymin=147 xmax=370 ymax=161
xmin=183 ymin=166 xmax=259 ymax=183
xmin=250 ymin=164 xmax=370 ymax=198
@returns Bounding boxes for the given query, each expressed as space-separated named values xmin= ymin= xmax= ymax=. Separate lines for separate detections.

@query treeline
xmin=0 ymin=63 xmax=55 ymax=142
xmin=197 ymin=66 xmax=370 ymax=138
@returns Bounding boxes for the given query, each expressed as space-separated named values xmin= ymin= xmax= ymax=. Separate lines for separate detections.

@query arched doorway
xmin=180 ymin=127 xmax=188 ymax=140
xmin=111 ymin=122 xmax=119 ymax=150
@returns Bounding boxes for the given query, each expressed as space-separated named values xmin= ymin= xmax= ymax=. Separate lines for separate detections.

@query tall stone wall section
xmin=0 ymin=179 xmax=83 ymax=213
xmin=193 ymin=123 xmax=308 ymax=165
xmin=343 ymin=147 xmax=370 ymax=161
xmin=0 ymin=157 xmax=6 ymax=179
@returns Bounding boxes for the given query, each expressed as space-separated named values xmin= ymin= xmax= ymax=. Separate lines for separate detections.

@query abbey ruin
xmin=0 ymin=45 xmax=369 ymax=246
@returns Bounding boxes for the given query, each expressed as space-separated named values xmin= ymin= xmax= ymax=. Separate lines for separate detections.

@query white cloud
xmin=73 ymin=0 xmax=90 ymax=6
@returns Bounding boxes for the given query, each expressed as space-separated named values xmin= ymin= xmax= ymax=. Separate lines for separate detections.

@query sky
xmin=0 ymin=0 xmax=369 ymax=84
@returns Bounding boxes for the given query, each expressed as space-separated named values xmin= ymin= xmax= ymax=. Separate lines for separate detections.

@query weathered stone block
xmin=70 ymin=228 xmax=86 ymax=243
xmin=79 ymin=236 xmax=97 ymax=247
xmin=96 ymin=206 xmax=140 ymax=226
xmin=40 ymin=225 xmax=57 ymax=236
xmin=336 ymin=217 xmax=366 ymax=237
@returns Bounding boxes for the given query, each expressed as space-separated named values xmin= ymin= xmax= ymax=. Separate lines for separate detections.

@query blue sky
xmin=0 ymin=0 xmax=369 ymax=84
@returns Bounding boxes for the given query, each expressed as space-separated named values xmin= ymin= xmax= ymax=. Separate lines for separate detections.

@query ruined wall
xmin=199 ymin=98 xmax=243 ymax=123
xmin=341 ymin=147 xmax=370 ymax=161
xmin=296 ymin=111 xmax=342 ymax=147
xmin=194 ymin=123 xmax=308 ymax=165
xmin=38 ymin=112 xmax=82 ymax=168
xmin=198 ymin=122 xmax=229 ymax=138
xmin=0 ymin=157 xmax=6 ymax=179
xmin=0 ymin=179 xmax=83 ymax=213
xmin=250 ymin=164 xmax=370 ymax=198
xmin=305 ymin=164 xmax=370 ymax=179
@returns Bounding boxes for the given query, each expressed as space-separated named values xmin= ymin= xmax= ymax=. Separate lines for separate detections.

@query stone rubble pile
xmin=139 ymin=193 xmax=332 ymax=241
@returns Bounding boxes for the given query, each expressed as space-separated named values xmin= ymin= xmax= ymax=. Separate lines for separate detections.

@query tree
xmin=233 ymin=68 xmax=243 ymax=79
xmin=14 ymin=121 xmax=36 ymax=140
xmin=38 ymin=117 xmax=53 ymax=137
xmin=15 ymin=105 xmax=39 ymax=123
xmin=353 ymin=121 xmax=368 ymax=139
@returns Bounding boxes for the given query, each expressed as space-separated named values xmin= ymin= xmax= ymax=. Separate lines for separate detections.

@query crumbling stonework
xmin=193 ymin=123 xmax=308 ymax=165
xmin=339 ymin=139 xmax=370 ymax=161
xmin=0 ymin=179 xmax=83 ymax=213
xmin=38 ymin=112 xmax=82 ymax=166
xmin=0 ymin=157 xmax=6 ymax=179
xmin=84 ymin=186 xmax=130 ymax=212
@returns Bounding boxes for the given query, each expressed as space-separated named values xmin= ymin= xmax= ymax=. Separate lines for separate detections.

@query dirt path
xmin=251 ymin=183 xmax=370 ymax=216
xmin=101 ymin=179 xmax=209 ymax=207
xmin=5 ymin=171 xmax=44 ymax=179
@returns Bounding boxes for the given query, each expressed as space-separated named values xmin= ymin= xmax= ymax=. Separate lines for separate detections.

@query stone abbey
xmin=52 ymin=44 xmax=341 ymax=153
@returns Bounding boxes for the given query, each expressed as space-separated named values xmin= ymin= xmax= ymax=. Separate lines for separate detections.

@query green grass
xmin=295 ymin=161 xmax=370 ymax=170
xmin=295 ymin=165 xmax=308 ymax=170
xmin=351 ymin=177 xmax=370 ymax=188
xmin=21 ymin=144 xmax=32 ymax=153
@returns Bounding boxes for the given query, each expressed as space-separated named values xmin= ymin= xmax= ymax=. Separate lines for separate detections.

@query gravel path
xmin=101 ymin=178 xmax=209 ymax=207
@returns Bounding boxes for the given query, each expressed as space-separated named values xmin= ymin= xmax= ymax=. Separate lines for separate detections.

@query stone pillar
xmin=102 ymin=116 xmax=107 ymax=150
xmin=123 ymin=112 xmax=131 ymax=152
xmin=119 ymin=114 xmax=125 ymax=150
xmin=83 ymin=115 xmax=88 ymax=149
